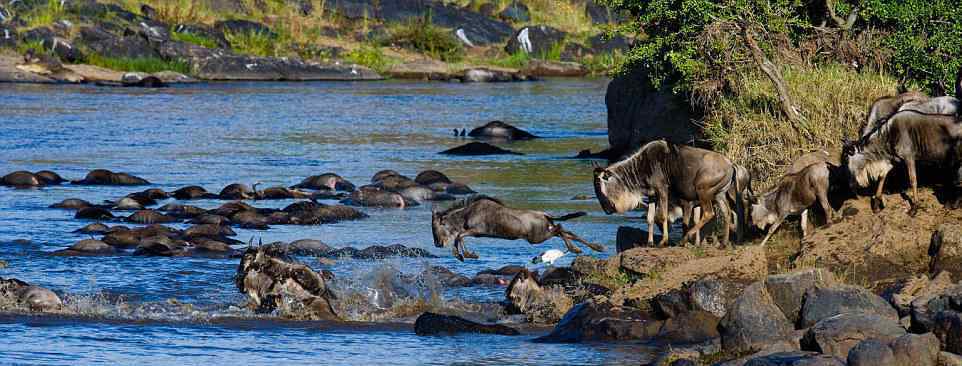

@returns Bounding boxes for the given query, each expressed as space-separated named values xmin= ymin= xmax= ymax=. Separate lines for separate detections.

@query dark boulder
xmin=847 ymin=339 xmax=896 ymax=366
xmin=171 ymin=23 xmax=230 ymax=48
xmin=588 ymin=34 xmax=631 ymax=55
xmin=75 ymin=207 xmax=115 ymax=220
xmin=534 ymin=299 xmax=659 ymax=343
xmin=235 ymin=246 xmax=338 ymax=320
xmin=933 ymin=310 xmax=962 ymax=354
xmin=801 ymin=313 xmax=906 ymax=358
xmin=798 ymin=285 xmax=899 ymax=328
xmin=523 ymin=60 xmax=588 ymax=77
xmin=439 ymin=142 xmax=523 ymax=156
xmin=78 ymin=26 xmax=158 ymax=59
xmin=765 ymin=268 xmax=837 ymax=325
xmin=741 ymin=351 xmax=844 ymax=366
xmin=71 ymin=169 xmax=150 ymax=185
xmin=467 ymin=121 xmax=538 ymax=141
xmin=121 ymin=74 xmax=167 ymax=88
xmin=606 ymin=68 xmax=699 ymax=156
xmin=585 ymin=0 xmax=623 ymax=25
xmin=719 ymin=282 xmax=795 ymax=354
xmin=505 ymin=25 xmax=566 ymax=57
xmin=193 ymin=55 xmax=382 ymax=81
xmin=414 ymin=312 xmax=519 ymax=336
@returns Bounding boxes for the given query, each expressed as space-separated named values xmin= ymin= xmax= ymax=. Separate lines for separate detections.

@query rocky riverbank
xmin=0 ymin=0 xmax=630 ymax=85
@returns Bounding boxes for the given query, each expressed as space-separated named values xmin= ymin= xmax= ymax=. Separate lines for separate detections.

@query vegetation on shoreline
xmin=84 ymin=54 xmax=192 ymax=74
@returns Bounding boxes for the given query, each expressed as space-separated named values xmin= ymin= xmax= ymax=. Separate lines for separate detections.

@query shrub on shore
xmin=170 ymin=31 xmax=219 ymax=49
xmin=386 ymin=17 xmax=464 ymax=63
xmin=84 ymin=54 xmax=191 ymax=75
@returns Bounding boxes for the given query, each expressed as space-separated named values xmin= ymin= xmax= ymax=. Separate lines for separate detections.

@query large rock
xmin=846 ymin=333 xmax=940 ymax=366
xmin=385 ymin=59 xmax=452 ymax=80
xmin=613 ymin=245 xmax=766 ymax=305
xmin=798 ymin=285 xmax=899 ymax=328
xmin=929 ymin=224 xmax=962 ymax=277
xmin=719 ymin=282 xmax=795 ymax=354
xmin=413 ymin=312 xmax=519 ymax=336
xmin=533 ymin=299 xmax=660 ymax=343
xmin=801 ymin=313 xmax=906 ymax=358
xmin=214 ymin=19 xmax=276 ymax=38
xmin=505 ymin=25 xmax=566 ymax=56
xmin=498 ymin=2 xmax=529 ymax=23
xmin=605 ymin=68 xmax=699 ymax=156
xmin=764 ymin=269 xmax=837 ymax=325
xmin=78 ymin=26 xmax=158 ymax=59
xmin=193 ymin=55 xmax=382 ymax=81
xmin=740 ymin=351 xmax=845 ymax=366
xmin=883 ymin=272 xmax=954 ymax=318
xmin=522 ymin=60 xmax=588 ymax=77
xmin=235 ymin=246 xmax=338 ymax=320
xmin=933 ymin=310 xmax=962 ymax=354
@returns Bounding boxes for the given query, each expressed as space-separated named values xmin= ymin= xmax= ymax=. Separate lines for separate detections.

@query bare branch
xmin=740 ymin=25 xmax=803 ymax=126
xmin=826 ymin=0 xmax=859 ymax=30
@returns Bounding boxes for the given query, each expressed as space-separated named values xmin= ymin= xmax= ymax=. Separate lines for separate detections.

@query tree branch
xmin=826 ymin=0 xmax=859 ymax=30
xmin=740 ymin=25 xmax=803 ymax=126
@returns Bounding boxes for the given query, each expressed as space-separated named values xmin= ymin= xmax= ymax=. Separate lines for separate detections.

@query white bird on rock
xmin=531 ymin=249 xmax=566 ymax=266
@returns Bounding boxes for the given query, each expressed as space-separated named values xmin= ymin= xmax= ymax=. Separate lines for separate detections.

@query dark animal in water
xmin=371 ymin=170 xmax=407 ymax=183
xmin=251 ymin=183 xmax=312 ymax=200
xmin=414 ymin=312 xmax=519 ymax=336
xmin=219 ymin=183 xmax=255 ymax=200
xmin=843 ymin=110 xmax=962 ymax=215
xmin=415 ymin=170 xmax=452 ymax=186
xmin=466 ymin=121 xmax=538 ymax=141
xmin=34 ymin=171 xmax=64 ymax=185
xmin=172 ymin=186 xmax=218 ymax=200
xmin=291 ymin=173 xmax=356 ymax=191
xmin=594 ymin=140 xmax=735 ymax=247
xmin=751 ymin=160 xmax=835 ymax=246
xmin=71 ymin=169 xmax=150 ymax=185
xmin=431 ymin=196 xmax=605 ymax=262
xmin=1 ymin=171 xmax=41 ymax=187
xmin=341 ymin=186 xmax=408 ymax=208
xmin=440 ymin=142 xmax=523 ymax=156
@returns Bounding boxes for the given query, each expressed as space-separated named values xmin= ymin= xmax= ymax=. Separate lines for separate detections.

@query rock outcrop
xmin=605 ymin=68 xmax=700 ymax=157
xmin=413 ymin=312 xmax=519 ymax=336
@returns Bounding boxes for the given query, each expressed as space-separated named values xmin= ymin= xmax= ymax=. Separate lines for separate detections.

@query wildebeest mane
xmin=606 ymin=140 xmax=672 ymax=189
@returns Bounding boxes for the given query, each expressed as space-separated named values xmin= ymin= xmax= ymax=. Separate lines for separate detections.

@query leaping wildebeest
xmin=843 ymin=109 xmax=962 ymax=215
xmin=431 ymin=196 xmax=605 ymax=261
xmin=593 ymin=140 xmax=736 ymax=247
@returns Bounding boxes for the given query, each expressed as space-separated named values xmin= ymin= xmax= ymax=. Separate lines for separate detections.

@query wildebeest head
xmin=749 ymin=195 xmax=777 ymax=231
xmin=431 ymin=208 xmax=456 ymax=248
xmin=593 ymin=167 xmax=642 ymax=214
xmin=841 ymin=138 xmax=892 ymax=189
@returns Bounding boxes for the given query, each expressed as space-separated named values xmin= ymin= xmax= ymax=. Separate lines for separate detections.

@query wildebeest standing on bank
xmin=593 ymin=140 xmax=736 ymax=247
xmin=431 ymin=196 xmax=605 ymax=261
xmin=843 ymin=110 xmax=962 ymax=215
xmin=751 ymin=159 xmax=835 ymax=246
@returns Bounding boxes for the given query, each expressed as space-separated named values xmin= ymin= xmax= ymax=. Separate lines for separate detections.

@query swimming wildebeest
xmin=71 ymin=169 xmax=150 ymax=185
xmin=431 ymin=196 xmax=605 ymax=262
xmin=593 ymin=140 xmax=736 ymax=247
xmin=843 ymin=109 xmax=962 ymax=215
xmin=463 ymin=121 xmax=538 ymax=141
xmin=750 ymin=159 xmax=835 ymax=246
xmin=291 ymin=173 xmax=356 ymax=191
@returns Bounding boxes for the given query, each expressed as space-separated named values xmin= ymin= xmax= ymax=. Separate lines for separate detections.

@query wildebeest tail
xmin=548 ymin=212 xmax=587 ymax=221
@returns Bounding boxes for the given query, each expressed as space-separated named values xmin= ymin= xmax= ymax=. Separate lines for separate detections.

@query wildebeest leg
xmin=760 ymin=217 xmax=784 ymax=246
xmin=658 ymin=194 xmax=670 ymax=247
xmin=682 ymin=195 xmax=716 ymax=246
xmin=451 ymin=239 xmax=464 ymax=262
xmin=817 ymin=184 xmax=836 ymax=225
xmin=551 ymin=224 xmax=583 ymax=254
xmin=692 ymin=206 xmax=702 ymax=247
xmin=715 ymin=194 xmax=732 ymax=248
xmin=452 ymin=234 xmax=479 ymax=261
xmin=800 ymin=209 xmax=810 ymax=238
xmin=560 ymin=230 xmax=606 ymax=252
xmin=872 ymin=173 xmax=888 ymax=213
xmin=906 ymin=158 xmax=920 ymax=216
xmin=646 ymin=202 xmax=656 ymax=246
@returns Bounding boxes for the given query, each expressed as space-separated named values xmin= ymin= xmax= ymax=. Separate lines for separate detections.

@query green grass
xmin=16 ymin=39 xmax=50 ymax=56
xmin=487 ymin=51 xmax=531 ymax=69
xmin=386 ymin=17 xmax=464 ymax=62
xmin=171 ymin=31 xmax=219 ymax=49
xmin=24 ymin=0 xmax=66 ymax=28
xmin=224 ymin=30 xmax=278 ymax=57
xmin=344 ymin=45 xmax=392 ymax=73
xmin=85 ymin=54 xmax=191 ymax=74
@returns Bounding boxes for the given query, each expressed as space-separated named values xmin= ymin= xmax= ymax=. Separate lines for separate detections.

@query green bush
xmin=345 ymin=45 xmax=392 ymax=73
xmin=171 ymin=31 xmax=219 ymax=49
xmin=387 ymin=17 xmax=464 ymax=62
xmin=861 ymin=0 xmax=962 ymax=94
xmin=24 ymin=0 xmax=66 ymax=28
xmin=224 ymin=30 xmax=277 ymax=57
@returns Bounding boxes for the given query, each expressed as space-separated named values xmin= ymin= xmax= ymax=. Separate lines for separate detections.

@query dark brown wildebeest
xmin=843 ymin=110 xmax=962 ymax=215
xmin=465 ymin=121 xmax=538 ymax=141
xmin=291 ymin=173 xmax=356 ymax=191
xmin=750 ymin=160 xmax=835 ymax=246
xmin=861 ymin=91 xmax=928 ymax=137
xmin=431 ymin=196 xmax=604 ymax=261
xmin=219 ymin=183 xmax=255 ymax=200
xmin=593 ymin=140 xmax=735 ymax=247
xmin=71 ymin=169 xmax=150 ymax=185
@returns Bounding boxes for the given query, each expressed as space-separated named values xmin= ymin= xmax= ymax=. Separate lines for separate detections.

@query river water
xmin=0 ymin=79 xmax=656 ymax=365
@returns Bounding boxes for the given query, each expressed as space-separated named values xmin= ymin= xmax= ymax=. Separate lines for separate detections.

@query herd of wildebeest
xmin=2 ymin=78 xmax=962 ymax=264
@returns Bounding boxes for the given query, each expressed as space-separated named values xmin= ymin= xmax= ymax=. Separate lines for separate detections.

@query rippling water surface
xmin=0 ymin=79 xmax=656 ymax=365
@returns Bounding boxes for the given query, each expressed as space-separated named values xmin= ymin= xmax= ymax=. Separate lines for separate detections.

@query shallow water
xmin=0 ymin=79 xmax=657 ymax=365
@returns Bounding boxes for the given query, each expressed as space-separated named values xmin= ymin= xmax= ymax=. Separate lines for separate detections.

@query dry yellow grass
xmin=704 ymin=64 xmax=899 ymax=190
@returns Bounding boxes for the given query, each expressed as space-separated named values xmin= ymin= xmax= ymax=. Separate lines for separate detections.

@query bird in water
xmin=531 ymin=249 xmax=566 ymax=266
